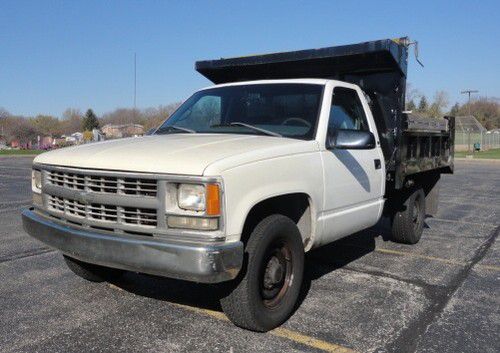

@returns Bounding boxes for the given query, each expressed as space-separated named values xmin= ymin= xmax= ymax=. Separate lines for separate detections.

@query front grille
xmin=47 ymin=170 xmax=157 ymax=197
xmin=47 ymin=195 xmax=157 ymax=228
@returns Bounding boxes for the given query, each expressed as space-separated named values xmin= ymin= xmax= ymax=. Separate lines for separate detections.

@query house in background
xmin=62 ymin=132 xmax=84 ymax=144
xmin=101 ymin=124 xmax=144 ymax=139
xmin=37 ymin=136 xmax=54 ymax=149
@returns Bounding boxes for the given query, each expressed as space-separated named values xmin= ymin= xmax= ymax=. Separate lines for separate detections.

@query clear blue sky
xmin=1 ymin=0 xmax=499 ymax=117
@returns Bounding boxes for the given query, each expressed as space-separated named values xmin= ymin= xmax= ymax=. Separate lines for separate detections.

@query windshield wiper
xmin=156 ymin=125 xmax=196 ymax=134
xmin=211 ymin=122 xmax=282 ymax=137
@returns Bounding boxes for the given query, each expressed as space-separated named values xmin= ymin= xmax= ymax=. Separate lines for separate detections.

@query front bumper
xmin=22 ymin=209 xmax=243 ymax=283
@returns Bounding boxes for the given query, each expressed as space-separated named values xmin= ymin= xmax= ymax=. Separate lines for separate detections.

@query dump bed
xmin=196 ymin=38 xmax=454 ymax=189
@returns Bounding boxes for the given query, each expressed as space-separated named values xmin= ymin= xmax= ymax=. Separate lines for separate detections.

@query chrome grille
xmin=47 ymin=195 xmax=157 ymax=228
xmin=122 ymin=207 xmax=157 ymax=227
xmin=47 ymin=170 xmax=157 ymax=197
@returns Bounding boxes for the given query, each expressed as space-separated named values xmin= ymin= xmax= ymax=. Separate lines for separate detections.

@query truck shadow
xmin=108 ymin=218 xmax=395 ymax=317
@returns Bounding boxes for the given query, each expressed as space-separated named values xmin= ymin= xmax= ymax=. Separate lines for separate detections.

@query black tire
xmin=220 ymin=214 xmax=304 ymax=332
xmin=391 ymin=188 xmax=426 ymax=244
xmin=63 ymin=255 xmax=125 ymax=282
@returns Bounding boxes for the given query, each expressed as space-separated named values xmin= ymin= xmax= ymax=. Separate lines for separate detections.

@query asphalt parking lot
xmin=0 ymin=156 xmax=498 ymax=353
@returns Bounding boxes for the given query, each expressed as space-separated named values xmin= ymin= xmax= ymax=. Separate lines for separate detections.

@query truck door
xmin=320 ymin=86 xmax=385 ymax=245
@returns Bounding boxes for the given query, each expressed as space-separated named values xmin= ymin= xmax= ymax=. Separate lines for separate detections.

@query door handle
xmin=374 ymin=159 xmax=381 ymax=169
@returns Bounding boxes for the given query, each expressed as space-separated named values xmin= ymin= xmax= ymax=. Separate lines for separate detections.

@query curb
xmin=455 ymin=158 xmax=500 ymax=163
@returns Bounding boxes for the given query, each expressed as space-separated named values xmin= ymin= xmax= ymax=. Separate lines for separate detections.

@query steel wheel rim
xmin=260 ymin=241 xmax=293 ymax=309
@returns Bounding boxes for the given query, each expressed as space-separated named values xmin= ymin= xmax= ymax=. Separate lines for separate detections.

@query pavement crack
xmin=384 ymin=225 xmax=500 ymax=353
xmin=0 ymin=247 xmax=55 ymax=264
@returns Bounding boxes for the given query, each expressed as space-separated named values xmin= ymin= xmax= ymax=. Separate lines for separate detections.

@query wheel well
xmin=241 ymin=193 xmax=312 ymax=247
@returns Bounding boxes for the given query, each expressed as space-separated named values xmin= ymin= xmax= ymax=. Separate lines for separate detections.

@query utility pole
xmin=460 ymin=89 xmax=478 ymax=117
xmin=134 ymin=52 xmax=137 ymax=110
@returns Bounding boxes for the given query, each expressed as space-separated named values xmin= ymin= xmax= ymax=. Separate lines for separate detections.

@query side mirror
xmin=326 ymin=129 xmax=376 ymax=150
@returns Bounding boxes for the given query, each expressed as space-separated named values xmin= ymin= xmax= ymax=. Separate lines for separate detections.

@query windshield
xmin=155 ymin=83 xmax=323 ymax=140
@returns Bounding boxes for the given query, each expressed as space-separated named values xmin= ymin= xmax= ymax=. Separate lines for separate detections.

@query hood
xmin=34 ymin=134 xmax=318 ymax=176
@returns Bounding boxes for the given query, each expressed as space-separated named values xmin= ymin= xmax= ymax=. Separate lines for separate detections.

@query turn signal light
xmin=206 ymin=184 xmax=220 ymax=216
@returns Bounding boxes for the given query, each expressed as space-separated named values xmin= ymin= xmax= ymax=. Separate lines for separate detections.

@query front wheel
xmin=391 ymin=188 xmax=426 ymax=244
xmin=220 ymin=215 xmax=304 ymax=332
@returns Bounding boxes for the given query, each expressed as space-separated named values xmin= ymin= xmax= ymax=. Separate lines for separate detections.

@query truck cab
xmin=22 ymin=38 xmax=453 ymax=332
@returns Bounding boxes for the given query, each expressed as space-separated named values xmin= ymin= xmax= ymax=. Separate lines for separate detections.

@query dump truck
xmin=22 ymin=37 xmax=454 ymax=331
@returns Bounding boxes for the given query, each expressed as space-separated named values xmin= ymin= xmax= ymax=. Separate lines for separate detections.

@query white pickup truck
xmin=22 ymin=38 xmax=454 ymax=331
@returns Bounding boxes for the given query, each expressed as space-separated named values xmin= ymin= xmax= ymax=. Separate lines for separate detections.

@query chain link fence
xmin=454 ymin=116 xmax=500 ymax=151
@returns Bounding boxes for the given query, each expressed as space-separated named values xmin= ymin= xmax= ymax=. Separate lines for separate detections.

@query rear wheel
xmin=391 ymin=188 xmax=426 ymax=244
xmin=220 ymin=214 xmax=304 ymax=332
xmin=63 ymin=255 xmax=125 ymax=282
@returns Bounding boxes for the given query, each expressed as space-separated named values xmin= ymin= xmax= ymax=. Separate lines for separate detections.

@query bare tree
xmin=31 ymin=115 xmax=62 ymax=136
xmin=405 ymin=83 xmax=421 ymax=103
xmin=428 ymin=91 xmax=449 ymax=118
xmin=61 ymin=108 xmax=83 ymax=134
xmin=10 ymin=119 xmax=38 ymax=145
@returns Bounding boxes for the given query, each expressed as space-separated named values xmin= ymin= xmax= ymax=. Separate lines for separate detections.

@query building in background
xmin=101 ymin=124 xmax=144 ymax=139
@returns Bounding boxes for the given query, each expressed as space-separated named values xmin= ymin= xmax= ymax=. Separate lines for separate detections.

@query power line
xmin=460 ymin=89 xmax=478 ymax=117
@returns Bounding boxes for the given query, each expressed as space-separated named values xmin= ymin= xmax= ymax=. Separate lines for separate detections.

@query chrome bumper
xmin=22 ymin=209 xmax=243 ymax=283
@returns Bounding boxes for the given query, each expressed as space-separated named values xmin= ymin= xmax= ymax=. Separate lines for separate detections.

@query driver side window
xmin=328 ymin=87 xmax=368 ymax=134
xmin=176 ymin=95 xmax=221 ymax=130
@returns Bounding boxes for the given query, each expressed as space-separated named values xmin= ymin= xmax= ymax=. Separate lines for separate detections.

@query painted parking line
xmin=171 ymin=302 xmax=357 ymax=353
xmin=107 ymin=283 xmax=356 ymax=353
xmin=375 ymin=248 xmax=500 ymax=272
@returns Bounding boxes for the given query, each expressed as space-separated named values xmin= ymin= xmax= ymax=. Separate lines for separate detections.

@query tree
xmin=82 ymin=109 xmax=99 ymax=131
xmin=10 ymin=119 xmax=38 ymax=145
xmin=406 ymin=100 xmax=416 ymax=111
xmin=83 ymin=130 xmax=94 ymax=142
xmin=418 ymin=96 xmax=428 ymax=113
xmin=62 ymin=108 xmax=83 ymax=134
xmin=428 ymin=91 xmax=449 ymax=118
xmin=450 ymin=102 xmax=460 ymax=116
xmin=0 ymin=107 xmax=10 ymax=119
xmin=405 ymin=83 xmax=421 ymax=103
xmin=31 ymin=115 xmax=61 ymax=136
xmin=456 ymin=97 xmax=500 ymax=130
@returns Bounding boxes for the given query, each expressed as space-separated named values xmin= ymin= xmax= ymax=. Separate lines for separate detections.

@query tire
xmin=63 ymin=255 xmax=125 ymax=282
xmin=220 ymin=214 xmax=304 ymax=332
xmin=391 ymin=188 xmax=426 ymax=244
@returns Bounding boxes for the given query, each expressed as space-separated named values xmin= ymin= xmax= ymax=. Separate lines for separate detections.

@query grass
xmin=0 ymin=149 xmax=45 ymax=156
xmin=455 ymin=148 xmax=500 ymax=159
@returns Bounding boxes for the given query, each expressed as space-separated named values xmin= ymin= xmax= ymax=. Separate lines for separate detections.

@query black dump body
xmin=196 ymin=38 xmax=454 ymax=189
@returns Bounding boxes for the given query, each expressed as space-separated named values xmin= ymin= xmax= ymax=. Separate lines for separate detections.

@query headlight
xmin=167 ymin=182 xmax=221 ymax=231
xmin=176 ymin=183 xmax=221 ymax=215
xmin=32 ymin=170 xmax=42 ymax=194
xmin=178 ymin=184 xmax=206 ymax=211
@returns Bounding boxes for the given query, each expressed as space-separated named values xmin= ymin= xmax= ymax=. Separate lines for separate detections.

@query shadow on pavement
xmin=109 ymin=218 xmax=394 ymax=316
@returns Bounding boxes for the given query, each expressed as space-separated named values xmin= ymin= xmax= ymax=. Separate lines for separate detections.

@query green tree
xmin=82 ymin=109 xmax=99 ymax=131
xmin=406 ymin=99 xmax=416 ymax=111
xmin=418 ymin=96 xmax=428 ymax=113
